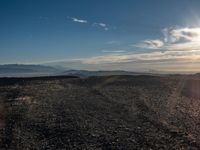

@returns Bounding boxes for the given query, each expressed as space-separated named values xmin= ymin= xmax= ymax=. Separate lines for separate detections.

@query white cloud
xmin=82 ymin=26 xmax=200 ymax=70
xmin=43 ymin=26 xmax=200 ymax=66
xmin=39 ymin=48 xmax=200 ymax=73
xmin=134 ymin=27 xmax=200 ymax=52
xmin=135 ymin=40 xmax=164 ymax=49
xmin=162 ymin=27 xmax=200 ymax=52
xmin=81 ymin=50 xmax=200 ymax=65
xmin=71 ymin=17 xmax=88 ymax=23
xmin=98 ymin=23 xmax=106 ymax=27
xmin=93 ymin=22 xmax=109 ymax=31
xmin=68 ymin=16 xmax=110 ymax=31
xmin=163 ymin=27 xmax=200 ymax=43
xmin=39 ymin=26 xmax=200 ymax=72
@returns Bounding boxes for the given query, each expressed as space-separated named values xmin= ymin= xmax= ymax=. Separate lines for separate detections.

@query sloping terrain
xmin=0 ymin=75 xmax=200 ymax=149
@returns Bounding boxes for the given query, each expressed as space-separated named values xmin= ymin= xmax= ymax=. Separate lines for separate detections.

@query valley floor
xmin=0 ymin=75 xmax=200 ymax=149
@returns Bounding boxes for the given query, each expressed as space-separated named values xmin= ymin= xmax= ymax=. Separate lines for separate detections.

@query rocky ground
xmin=0 ymin=75 xmax=200 ymax=149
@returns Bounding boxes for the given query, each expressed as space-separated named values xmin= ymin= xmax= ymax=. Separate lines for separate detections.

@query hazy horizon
xmin=1 ymin=0 xmax=200 ymax=72
xmin=0 ymin=63 xmax=200 ymax=74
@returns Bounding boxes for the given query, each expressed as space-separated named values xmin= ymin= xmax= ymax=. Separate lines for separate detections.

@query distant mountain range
xmin=0 ymin=64 xmax=61 ymax=77
xmin=62 ymin=70 xmax=155 ymax=77
xmin=0 ymin=64 xmax=178 ymax=77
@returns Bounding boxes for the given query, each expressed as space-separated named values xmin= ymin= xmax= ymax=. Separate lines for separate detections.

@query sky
xmin=1 ymin=0 xmax=200 ymax=73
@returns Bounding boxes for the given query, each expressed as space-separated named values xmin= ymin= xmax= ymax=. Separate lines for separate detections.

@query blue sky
xmin=1 ymin=0 xmax=200 ymax=72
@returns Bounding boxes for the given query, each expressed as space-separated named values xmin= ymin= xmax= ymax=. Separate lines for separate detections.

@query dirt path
xmin=167 ymin=77 xmax=186 ymax=114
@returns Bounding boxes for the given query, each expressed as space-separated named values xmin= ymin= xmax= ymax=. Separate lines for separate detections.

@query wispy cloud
xmin=81 ymin=50 xmax=200 ymax=65
xmin=40 ymin=25 xmax=200 ymax=72
xmin=42 ymin=26 xmax=200 ymax=66
xmin=71 ymin=17 xmax=88 ymax=23
xmin=135 ymin=40 xmax=164 ymax=49
xmin=94 ymin=23 xmax=106 ymax=27
xmin=40 ymin=48 xmax=200 ymax=73
xmin=67 ymin=16 xmax=88 ymax=23
xmin=134 ymin=27 xmax=200 ymax=52
xmin=67 ymin=16 xmax=109 ymax=31
xmin=79 ymin=25 xmax=200 ymax=66
xmin=163 ymin=27 xmax=200 ymax=43
xmin=102 ymin=50 xmax=126 ymax=53
xmin=93 ymin=22 xmax=109 ymax=31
